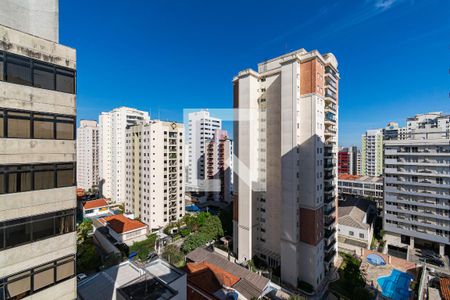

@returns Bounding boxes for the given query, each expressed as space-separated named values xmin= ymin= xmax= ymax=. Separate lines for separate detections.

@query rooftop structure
xmin=77 ymin=259 xmax=186 ymax=300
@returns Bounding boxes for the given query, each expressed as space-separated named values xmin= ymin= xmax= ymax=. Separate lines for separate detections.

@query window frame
xmin=0 ymin=51 xmax=75 ymax=94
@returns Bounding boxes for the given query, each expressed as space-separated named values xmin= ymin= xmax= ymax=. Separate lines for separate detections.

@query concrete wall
xmin=0 ymin=0 xmax=59 ymax=42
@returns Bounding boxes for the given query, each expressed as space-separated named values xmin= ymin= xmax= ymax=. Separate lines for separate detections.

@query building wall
xmin=0 ymin=0 xmax=59 ymax=42
xmin=361 ymin=129 xmax=383 ymax=176
xmin=99 ymin=107 xmax=149 ymax=202
xmin=125 ymin=121 xmax=185 ymax=231
xmin=233 ymin=49 xmax=339 ymax=290
xmin=0 ymin=20 xmax=77 ymax=299
xmin=77 ymin=120 xmax=99 ymax=190
xmin=186 ymin=110 xmax=221 ymax=191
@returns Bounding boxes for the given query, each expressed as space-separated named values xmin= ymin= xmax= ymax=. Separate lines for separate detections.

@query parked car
xmin=77 ymin=273 xmax=87 ymax=281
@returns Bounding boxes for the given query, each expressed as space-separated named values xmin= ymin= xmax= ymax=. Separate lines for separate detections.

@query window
xmin=349 ymin=231 xmax=354 ymax=236
xmin=56 ymin=68 xmax=75 ymax=93
xmin=6 ymin=54 xmax=31 ymax=86
xmin=33 ymin=263 xmax=54 ymax=291
xmin=0 ymin=51 xmax=75 ymax=94
xmin=33 ymin=63 xmax=55 ymax=90
xmin=0 ymin=210 xmax=75 ymax=251
xmin=57 ymin=165 xmax=74 ymax=187
xmin=0 ymin=110 xmax=3 ymax=137
xmin=6 ymin=271 xmax=31 ymax=299
xmin=359 ymin=233 xmax=365 ymax=239
xmin=34 ymin=170 xmax=55 ymax=190
xmin=56 ymin=116 xmax=74 ymax=140
xmin=7 ymin=172 xmax=31 ymax=193
xmin=7 ymin=111 xmax=31 ymax=138
xmin=0 ymin=255 xmax=75 ymax=299
xmin=33 ymin=114 xmax=54 ymax=139
xmin=4 ymin=222 xmax=32 ymax=248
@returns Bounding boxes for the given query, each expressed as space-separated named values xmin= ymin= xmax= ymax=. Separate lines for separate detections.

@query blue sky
xmin=60 ymin=0 xmax=450 ymax=147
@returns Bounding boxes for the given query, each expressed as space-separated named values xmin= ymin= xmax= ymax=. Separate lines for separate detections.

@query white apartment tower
xmin=361 ymin=129 xmax=384 ymax=176
xmin=233 ymin=49 xmax=339 ymax=290
xmin=99 ymin=107 xmax=149 ymax=203
xmin=125 ymin=121 xmax=185 ymax=230
xmin=384 ymin=112 xmax=450 ymax=257
xmin=205 ymin=129 xmax=233 ymax=203
xmin=186 ymin=110 xmax=221 ymax=191
xmin=0 ymin=1 xmax=77 ymax=298
xmin=77 ymin=120 xmax=99 ymax=190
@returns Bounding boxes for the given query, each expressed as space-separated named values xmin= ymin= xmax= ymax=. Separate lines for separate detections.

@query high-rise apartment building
xmin=186 ymin=110 xmax=221 ymax=191
xmin=125 ymin=121 xmax=185 ymax=230
xmin=361 ymin=129 xmax=384 ymax=176
xmin=99 ymin=107 xmax=149 ymax=203
xmin=338 ymin=146 xmax=359 ymax=175
xmin=233 ymin=49 xmax=339 ymax=290
xmin=204 ymin=129 xmax=232 ymax=203
xmin=77 ymin=120 xmax=99 ymax=191
xmin=0 ymin=1 xmax=77 ymax=298
xmin=384 ymin=112 xmax=450 ymax=257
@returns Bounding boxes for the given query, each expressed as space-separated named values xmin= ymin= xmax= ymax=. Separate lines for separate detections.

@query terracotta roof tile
xmin=440 ymin=277 xmax=450 ymax=300
xmin=99 ymin=214 xmax=146 ymax=234
xmin=83 ymin=198 xmax=108 ymax=209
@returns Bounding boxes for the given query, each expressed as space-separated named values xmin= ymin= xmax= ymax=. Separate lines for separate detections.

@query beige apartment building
xmin=125 ymin=121 xmax=185 ymax=231
xmin=204 ymin=129 xmax=233 ymax=203
xmin=233 ymin=49 xmax=339 ymax=290
xmin=77 ymin=120 xmax=99 ymax=191
xmin=0 ymin=0 xmax=77 ymax=298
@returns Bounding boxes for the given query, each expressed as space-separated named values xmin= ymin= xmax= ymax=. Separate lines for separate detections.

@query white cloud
xmin=374 ymin=0 xmax=398 ymax=10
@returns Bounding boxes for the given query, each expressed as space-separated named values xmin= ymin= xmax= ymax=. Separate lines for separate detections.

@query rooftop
xmin=83 ymin=198 xmax=109 ymax=209
xmin=77 ymin=260 xmax=182 ymax=300
xmin=186 ymin=248 xmax=270 ymax=299
xmin=338 ymin=198 xmax=376 ymax=230
xmin=338 ymin=174 xmax=383 ymax=183
xmin=99 ymin=214 xmax=146 ymax=234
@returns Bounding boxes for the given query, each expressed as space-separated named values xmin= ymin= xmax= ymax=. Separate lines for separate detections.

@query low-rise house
xmin=338 ymin=198 xmax=377 ymax=254
xmin=82 ymin=198 xmax=111 ymax=218
xmin=186 ymin=248 xmax=270 ymax=300
xmin=97 ymin=214 xmax=148 ymax=246
xmin=77 ymin=259 xmax=186 ymax=300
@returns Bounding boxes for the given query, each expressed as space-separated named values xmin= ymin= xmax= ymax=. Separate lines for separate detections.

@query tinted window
xmin=34 ymin=118 xmax=54 ymax=139
xmin=56 ymin=69 xmax=75 ymax=93
xmin=34 ymin=171 xmax=55 ymax=190
xmin=7 ymin=112 xmax=31 ymax=138
xmin=57 ymin=169 xmax=73 ymax=187
xmin=0 ymin=174 xmax=4 ymax=194
xmin=33 ymin=217 xmax=54 ymax=241
xmin=56 ymin=119 xmax=74 ymax=140
xmin=55 ymin=215 xmax=74 ymax=235
xmin=6 ymin=56 xmax=31 ymax=86
xmin=33 ymin=64 xmax=55 ymax=90
xmin=0 ymin=113 xmax=4 ymax=138
xmin=0 ymin=54 xmax=4 ymax=81
xmin=5 ymin=223 xmax=32 ymax=248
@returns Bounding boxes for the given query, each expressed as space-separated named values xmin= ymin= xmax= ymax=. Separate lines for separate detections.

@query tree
xmin=77 ymin=219 xmax=93 ymax=243
xmin=129 ymin=234 xmax=157 ymax=260
xmin=200 ymin=215 xmax=224 ymax=240
xmin=77 ymin=237 xmax=101 ymax=273
xmin=162 ymin=244 xmax=185 ymax=267
xmin=181 ymin=233 xmax=210 ymax=253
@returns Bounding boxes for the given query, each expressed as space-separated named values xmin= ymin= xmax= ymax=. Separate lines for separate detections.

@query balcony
xmin=325 ymin=88 xmax=337 ymax=101
xmin=325 ymin=205 xmax=336 ymax=215
xmin=325 ymin=249 xmax=337 ymax=264
xmin=325 ymin=238 xmax=337 ymax=252
xmin=324 ymin=216 xmax=336 ymax=227
xmin=325 ymin=112 xmax=336 ymax=123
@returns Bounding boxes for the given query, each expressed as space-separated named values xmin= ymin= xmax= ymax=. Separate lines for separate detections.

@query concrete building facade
xmin=99 ymin=107 xmax=149 ymax=203
xmin=77 ymin=120 xmax=99 ymax=191
xmin=0 ymin=5 xmax=77 ymax=299
xmin=204 ymin=129 xmax=233 ymax=203
xmin=384 ymin=112 xmax=450 ymax=257
xmin=125 ymin=121 xmax=185 ymax=231
xmin=232 ymin=49 xmax=339 ymax=290
xmin=186 ymin=110 xmax=221 ymax=191
xmin=361 ymin=129 xmax=384 ymax=176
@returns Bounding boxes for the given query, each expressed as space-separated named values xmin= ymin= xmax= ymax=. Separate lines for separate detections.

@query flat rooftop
xmin=77 ymin=259 xmax=181 ymax=300
xmin=338 ymin=174 xmax=382 ymax=183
